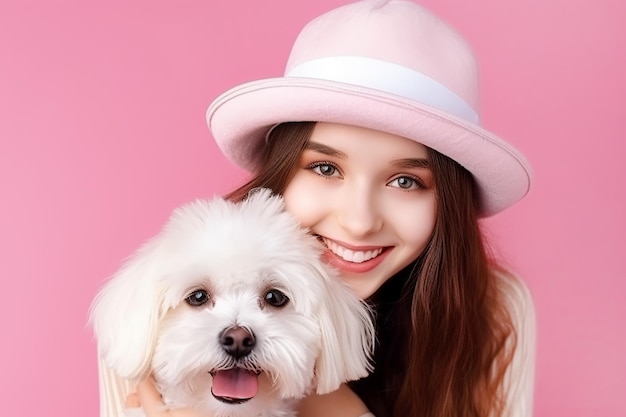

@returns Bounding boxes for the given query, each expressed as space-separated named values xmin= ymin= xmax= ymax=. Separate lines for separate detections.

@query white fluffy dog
xmin=90 ymin=189 xmax=374 ymax=417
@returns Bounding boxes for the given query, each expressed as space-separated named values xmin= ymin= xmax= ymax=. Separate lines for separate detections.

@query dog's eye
xmin=185 ymin=290 xmax=209 ymax=306
xmin=264 ymin=289 xmax=289 ymax=308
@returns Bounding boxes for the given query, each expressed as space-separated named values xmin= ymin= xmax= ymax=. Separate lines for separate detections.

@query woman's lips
xmin=320 ymin=237 xmax=390 ymax=273
xmin=322 ymin=237 xmax=383 ymax=262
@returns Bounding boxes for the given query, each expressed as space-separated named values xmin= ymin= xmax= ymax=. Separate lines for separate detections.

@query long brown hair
xmin=226 ymin=122 xmax=516 ymax=417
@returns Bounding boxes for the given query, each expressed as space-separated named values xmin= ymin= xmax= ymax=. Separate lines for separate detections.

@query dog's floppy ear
xmin=89 ymin=233 xmax=168 ymax=417
xmin=311 ymin=263 xmax=375 ymax=394
xmin=90 ymin=234 xmax=166 ymax=380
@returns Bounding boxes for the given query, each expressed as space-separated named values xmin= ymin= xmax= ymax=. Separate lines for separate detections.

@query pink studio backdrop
xmin=1 ymin=0 xmax=624 ymax=416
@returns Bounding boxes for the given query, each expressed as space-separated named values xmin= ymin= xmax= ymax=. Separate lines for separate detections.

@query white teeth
xmin=322 ymin=238 xmax=383 ymax=263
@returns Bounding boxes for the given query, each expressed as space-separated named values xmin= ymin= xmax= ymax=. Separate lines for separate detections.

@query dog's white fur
xmin=90 ymin=189 xmax=374 ymax=417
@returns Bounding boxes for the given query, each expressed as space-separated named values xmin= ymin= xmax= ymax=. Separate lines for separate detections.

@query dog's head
xmin=90 ymin=189 xmax=374 ymax=415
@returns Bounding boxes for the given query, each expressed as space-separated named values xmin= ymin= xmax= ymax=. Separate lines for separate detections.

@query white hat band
xmin=286 ymin=56 xmax=479 ymax=124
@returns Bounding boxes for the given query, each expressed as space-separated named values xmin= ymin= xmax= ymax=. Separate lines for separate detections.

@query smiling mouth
xmin=321 ymin=237 xmax=385 ymax=263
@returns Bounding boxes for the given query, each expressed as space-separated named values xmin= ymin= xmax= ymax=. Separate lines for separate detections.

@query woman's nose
xmin=336 ymin=188 xmax=383 ymax=237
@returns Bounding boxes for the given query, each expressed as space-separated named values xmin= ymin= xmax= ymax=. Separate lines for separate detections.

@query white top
xmin=497 ymin=272 xmax=536 ymax=417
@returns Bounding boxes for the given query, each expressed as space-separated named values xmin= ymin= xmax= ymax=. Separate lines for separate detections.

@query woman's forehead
xmin=308 ymin=122 xmax=429 ymax=160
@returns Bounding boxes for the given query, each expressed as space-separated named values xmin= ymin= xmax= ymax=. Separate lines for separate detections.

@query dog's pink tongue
xmin=212 ymin=369 xmax=258 ymax=399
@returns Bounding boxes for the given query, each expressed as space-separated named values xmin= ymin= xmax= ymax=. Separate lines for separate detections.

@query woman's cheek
xmin=283 ymin=177 xmax=325 ymax=228
xmin=384 ymin=195 xmax=437 ymax=247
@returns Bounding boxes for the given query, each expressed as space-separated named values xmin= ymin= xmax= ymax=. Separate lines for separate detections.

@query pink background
xmin=1 ymin=0 xmax=624 ymax=416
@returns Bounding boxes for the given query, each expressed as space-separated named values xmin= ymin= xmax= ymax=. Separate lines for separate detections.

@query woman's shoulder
xmin=489 ymin=266 xmax=536 ymax=366
xmin=491 ymin=267 xmax=535 ymax=317
xmin=490 ymin=267 xmax=536 ymax=417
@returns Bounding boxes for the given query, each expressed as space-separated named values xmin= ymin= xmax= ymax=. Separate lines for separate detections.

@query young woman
xmin=131 ymin=1 xmax=536 ymax=416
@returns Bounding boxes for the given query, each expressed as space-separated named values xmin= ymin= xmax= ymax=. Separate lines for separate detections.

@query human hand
xmin=297 ymin=384 xmax=370 ymax=417
xmin=131 ymin=376 xmax=204 ymax=417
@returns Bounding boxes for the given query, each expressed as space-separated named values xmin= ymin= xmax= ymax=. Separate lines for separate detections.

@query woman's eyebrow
xmin=305 ymin=141 xmax=346 ymax=158
xmin=393 ymin=158 xmax=430 ymax=169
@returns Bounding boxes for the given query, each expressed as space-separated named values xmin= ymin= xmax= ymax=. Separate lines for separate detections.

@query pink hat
xmin=207 ymin=0 xmax=532 ymax=216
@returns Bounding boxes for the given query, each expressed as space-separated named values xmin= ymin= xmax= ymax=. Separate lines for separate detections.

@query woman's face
xmin=283 ymin=122 xmax=437 ymax=299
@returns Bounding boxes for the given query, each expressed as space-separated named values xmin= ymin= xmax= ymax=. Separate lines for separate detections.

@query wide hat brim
xmin=207 ymin=76 xmax=532 ymax=217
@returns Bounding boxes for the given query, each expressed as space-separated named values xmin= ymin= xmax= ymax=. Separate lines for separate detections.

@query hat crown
xmin=285 ymin=0 xmax=480 ymax=112
xmin=206 ymin=0 xmax=532 ymax=216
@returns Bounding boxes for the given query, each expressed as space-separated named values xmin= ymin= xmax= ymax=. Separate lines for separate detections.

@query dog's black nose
xmin=219 ymin=326 xmax=256 ymax=358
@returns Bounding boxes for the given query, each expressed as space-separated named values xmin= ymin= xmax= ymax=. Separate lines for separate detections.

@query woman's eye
xmin=264 ymin=289 xmax=289 ymax=308
xmin=185 ymin=289 xmax=210 ymax=306
xmin=387 ymin=176 xmax=423 ymax=190
xmin=310 ymin=162 xmax=340 ymax=178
